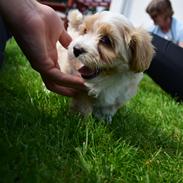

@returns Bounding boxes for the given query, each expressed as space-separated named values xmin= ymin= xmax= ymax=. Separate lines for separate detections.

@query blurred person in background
xmin=146 ymin=0 xmax=183 ymax=47
xmin=0 ymin=16 xmax=12 ymax=65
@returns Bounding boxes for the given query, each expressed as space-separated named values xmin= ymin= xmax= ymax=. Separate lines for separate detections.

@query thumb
xmin=59 ymin=29 xmax=72 ymax=48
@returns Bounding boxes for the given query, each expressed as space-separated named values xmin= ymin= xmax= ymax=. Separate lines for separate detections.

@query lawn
xmin=0 ymin=40 xmax=183 ymax=183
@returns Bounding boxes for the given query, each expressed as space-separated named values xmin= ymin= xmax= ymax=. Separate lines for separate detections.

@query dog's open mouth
xmin=78 ymin=66 xmax=102 ymax=79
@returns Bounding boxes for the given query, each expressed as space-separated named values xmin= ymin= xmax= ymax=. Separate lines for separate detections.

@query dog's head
xmin=68 ymin=11 xmax=154 ymax=79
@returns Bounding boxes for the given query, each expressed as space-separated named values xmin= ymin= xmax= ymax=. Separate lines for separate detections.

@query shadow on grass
xmin=110 ymin=108 xmax=182 ymax=155
xmin=0 ymin=46 xmax=69 ymax=182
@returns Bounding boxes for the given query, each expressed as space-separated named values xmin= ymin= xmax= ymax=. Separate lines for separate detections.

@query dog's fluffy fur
xmin=57 ymin=10 xmax=154 ymax=122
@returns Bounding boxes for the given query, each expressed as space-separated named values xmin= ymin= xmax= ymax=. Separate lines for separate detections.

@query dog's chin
xmin=78 ymin=65 xmax=102 ymax=80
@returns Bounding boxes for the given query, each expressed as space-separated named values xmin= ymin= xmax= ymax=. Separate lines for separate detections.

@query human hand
xmin=0 ymin=0 xmax=86 ymax=96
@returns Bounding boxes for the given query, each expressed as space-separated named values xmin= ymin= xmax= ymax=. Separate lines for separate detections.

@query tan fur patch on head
xmin=79 ymin=14 xmax=119 ymax=65
xmin=79 ymin=14 xmax=100 ymax=34
xmin=97 ymin=24 xmax=118 ymax=64
xmin=98 ymin=45 xmax=117 ymax=64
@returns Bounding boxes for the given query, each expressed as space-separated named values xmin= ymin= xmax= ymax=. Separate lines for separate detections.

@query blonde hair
xmin=146 ymin=0 xmax=174 ymax=18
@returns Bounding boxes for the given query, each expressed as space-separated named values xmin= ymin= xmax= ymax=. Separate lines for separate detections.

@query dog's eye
xmin=100 ymin=36 xmax=112 ymax=46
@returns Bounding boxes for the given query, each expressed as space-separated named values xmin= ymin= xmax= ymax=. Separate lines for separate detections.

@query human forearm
xmin=178 ymin=42 xmax=183 ymax=48
xmin=0 ymin=0 xmax=39 ymax=27
xmin=0 ymin=0 xmax=38 ymax=15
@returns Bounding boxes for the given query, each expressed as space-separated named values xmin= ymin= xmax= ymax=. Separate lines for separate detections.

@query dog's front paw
xmin=103 ymin=114 xmax=113 ymax=124
xmin=93 ymin=108 xmax=113 ymax=123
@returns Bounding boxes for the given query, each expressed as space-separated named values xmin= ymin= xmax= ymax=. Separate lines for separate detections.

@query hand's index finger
xmin=44 ymin=67 xmax=86 ymax=91
xmin=59 ymin=29 xmax=72 ymax=48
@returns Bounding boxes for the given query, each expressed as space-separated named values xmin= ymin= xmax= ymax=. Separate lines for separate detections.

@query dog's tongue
xmin=78 ymin=66 xmax=101 ymax=79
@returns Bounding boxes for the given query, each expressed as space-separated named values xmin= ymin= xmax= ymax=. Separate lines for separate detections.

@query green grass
xmin=0 ymin=40 xmax=183 ymax=183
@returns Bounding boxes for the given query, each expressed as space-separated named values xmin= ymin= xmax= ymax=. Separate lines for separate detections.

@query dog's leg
xmin=70 ymin=94 xmax=93 ymax=116
xmin=93 ymin=104 xmax=121 ymax=123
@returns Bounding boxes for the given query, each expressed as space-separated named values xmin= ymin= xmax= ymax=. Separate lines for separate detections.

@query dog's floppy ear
xmin=129 ymin=28 xmax=154 ymax=72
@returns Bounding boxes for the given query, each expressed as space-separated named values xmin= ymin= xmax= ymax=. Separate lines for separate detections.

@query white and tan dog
xmin=57 ymin=10 xmax=154 ymax=122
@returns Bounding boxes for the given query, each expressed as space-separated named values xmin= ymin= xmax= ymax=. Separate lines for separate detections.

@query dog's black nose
xmin=73 ymin=46 xmax=86 ymax=57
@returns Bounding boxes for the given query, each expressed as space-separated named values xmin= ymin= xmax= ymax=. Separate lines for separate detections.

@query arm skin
xmin=178 ymin=42 xmax=183 ymax=48
xmin=0 ymin=0 xmax=86 ymax=96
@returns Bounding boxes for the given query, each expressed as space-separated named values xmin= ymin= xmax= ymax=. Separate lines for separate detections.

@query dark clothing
xmin=146 ymin=34 xmax=183 ymax=101
xmin=0 ymin=16 xmax=12 ymax=65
